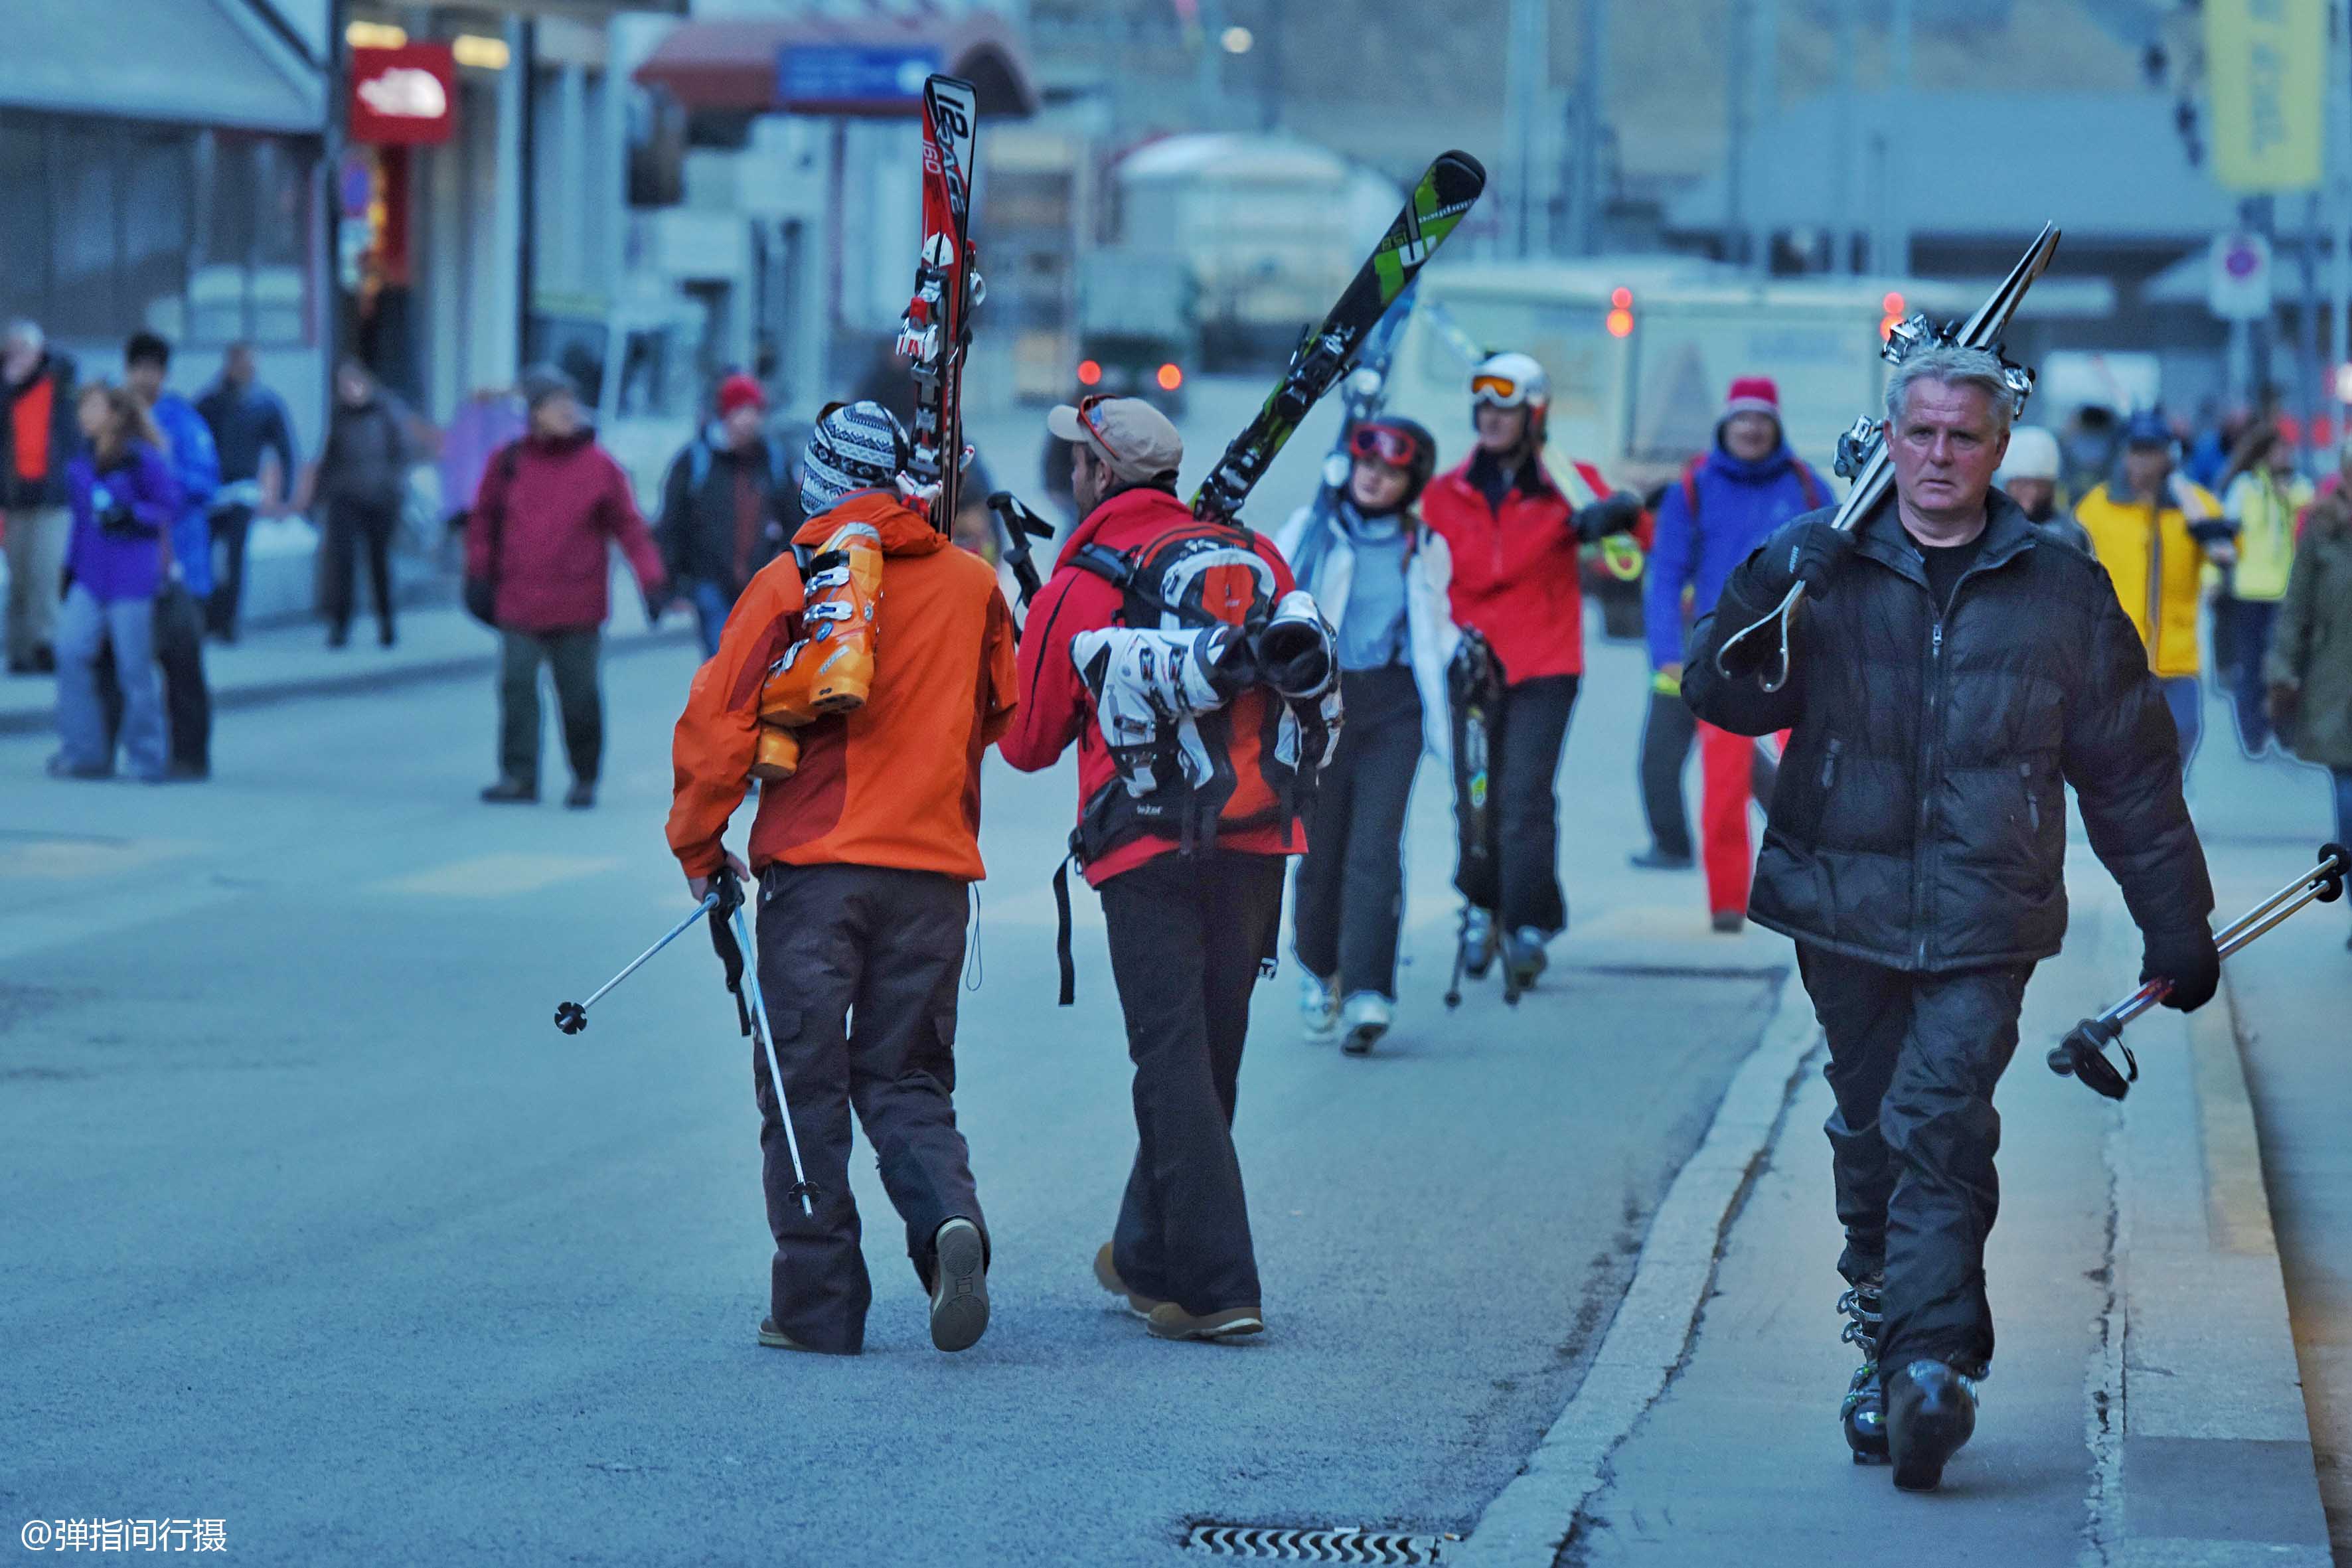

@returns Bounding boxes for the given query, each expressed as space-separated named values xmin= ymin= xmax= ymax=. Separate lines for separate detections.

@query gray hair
xmin=4 ymin=319 xmax=42 ymax=353
xmin=1885 ymin=346 xmax=2015 ymax=435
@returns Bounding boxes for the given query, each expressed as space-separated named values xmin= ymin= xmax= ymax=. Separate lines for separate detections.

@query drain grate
xmin=1183 ymin=1524 xmax=1454 ymax=1563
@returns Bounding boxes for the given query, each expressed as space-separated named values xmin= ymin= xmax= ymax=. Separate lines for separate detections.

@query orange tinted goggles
xmin=1470 ymin=373 xmax=1529 ymax=407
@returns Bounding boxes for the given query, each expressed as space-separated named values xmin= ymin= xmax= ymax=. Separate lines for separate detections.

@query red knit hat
xmin=1723 ymin=376 xmax=1780 ymax=420
xmin=716 ymin=372 xmax=765 ymax=418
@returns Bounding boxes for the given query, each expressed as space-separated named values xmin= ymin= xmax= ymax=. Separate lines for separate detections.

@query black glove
xmin=642 ymin=582 xmax=673 ymax=623
xmin=2140 ymin=923 xmax=2221 ymax=1013
xmin=1573 ymin=491 xmax=1645 ymax=544
xmin=98 ymin=503 xmax=142 ymax=539
xmin=1747 ymin=519 xmax=1856 ymax=599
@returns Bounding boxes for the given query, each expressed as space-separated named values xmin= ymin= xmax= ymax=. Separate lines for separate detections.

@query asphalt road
xmin=1 ymin=513 xmax=1784 ymax=1561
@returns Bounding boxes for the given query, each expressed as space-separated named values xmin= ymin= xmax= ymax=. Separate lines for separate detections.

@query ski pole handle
xmin=1713 ymin=447 xmax=1893 ymax=692
xmin=555 ymin=891 xmax=722 ymax=1035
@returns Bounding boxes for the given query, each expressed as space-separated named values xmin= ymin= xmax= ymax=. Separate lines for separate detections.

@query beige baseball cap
xmin=1048 ymin=396 xmax=1183 ymax=485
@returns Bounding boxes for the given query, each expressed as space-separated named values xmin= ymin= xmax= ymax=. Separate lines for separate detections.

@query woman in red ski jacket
xmin=1419 ymin=351 xmax=1643 ymax=992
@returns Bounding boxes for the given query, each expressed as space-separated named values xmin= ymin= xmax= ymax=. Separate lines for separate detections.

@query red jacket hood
xmin=796 ymin=489 xmax=948 ymax=559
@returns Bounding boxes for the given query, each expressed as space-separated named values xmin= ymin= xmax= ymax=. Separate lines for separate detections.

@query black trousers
xmin=1099 ymin=851 xmax=1286 ymax=1317
xmin=95 ymin=585 xmax=210 ymax=773
xmin=1796 ymin=943 xmax=2034 ymax=1374
xmin=1451 ymin=672 xmax=1579 ymax=935
xmin=752 ymin=863 xmax=985 ymax=1354
xmin=206 ymin=504 xmax=253 ymax=638
xmin=1292 ymin=666 xmax=1424 ymax=1000
xmin=1638 ymin=684 xmax=1779 ymax=860
xmin=322 ymin=502 xmax=397 ymax=640
xmin=497 ymin=628 xmax=601 ymax=787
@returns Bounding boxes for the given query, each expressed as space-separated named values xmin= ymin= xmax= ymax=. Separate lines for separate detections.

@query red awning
xmin=632 ymin=12 xmax=1037 ymax=120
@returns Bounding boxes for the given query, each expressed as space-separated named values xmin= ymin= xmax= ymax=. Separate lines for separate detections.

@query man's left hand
xmin=688 ymin=851 xmax=752 ymax=906
xmin=2141 ymin=923 xmax=2221 ymax=1012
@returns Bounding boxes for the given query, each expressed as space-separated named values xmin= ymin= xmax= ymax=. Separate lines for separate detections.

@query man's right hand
xmin=2141 ymin=923 xmax=2222 ymax=1013
xmin=1744 ymin=519 xmax=1856 ymax=603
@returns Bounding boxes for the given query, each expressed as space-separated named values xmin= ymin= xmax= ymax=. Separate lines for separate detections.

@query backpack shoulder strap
xmin=1679 ymin=457 xmax=1705 ymax=525
xmin=1793 ymin=461 xmax=1824 ymax=511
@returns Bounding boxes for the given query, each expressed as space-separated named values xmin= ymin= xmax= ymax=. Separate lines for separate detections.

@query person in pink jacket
xmin=465 ymin=365 xmax=667 ymax=809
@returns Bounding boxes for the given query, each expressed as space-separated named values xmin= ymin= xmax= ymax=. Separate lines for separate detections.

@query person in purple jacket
xmin=49 ymin=382 xmax=179 ymax=781
xmin=1642 ymin=377 xmax=1831 ymax=930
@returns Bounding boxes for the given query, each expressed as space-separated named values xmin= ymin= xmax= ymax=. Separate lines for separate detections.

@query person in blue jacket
xmin=121 ymin=332 xmax=220 ymax=778
xmin=1642 ymin=376 xmax=1830 ymax=931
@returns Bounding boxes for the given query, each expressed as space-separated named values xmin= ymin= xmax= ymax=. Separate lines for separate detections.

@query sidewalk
xmin=0 ymin=566 xmax=688 ymax=739
xmin=1455 ymin=663 xmax=2337 ymax=1566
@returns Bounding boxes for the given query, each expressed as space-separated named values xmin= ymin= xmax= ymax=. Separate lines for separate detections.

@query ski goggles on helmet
xmin=1471 ymin=372 xmax=1534 ymax=408
xmin=1347 ymin=422 xmax=1428 ymax=470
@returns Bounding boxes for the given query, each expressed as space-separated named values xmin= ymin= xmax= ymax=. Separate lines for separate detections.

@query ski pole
xmin=728 ymin=892 xmax=816 ymax=1216
xmin=1713 ymin=222 xmax=2061 ymax=693
xmin=554 ymin=892 xmax=720 ymax=1035
xmin=2048 ymin=842 xmax=2349 ymax=1101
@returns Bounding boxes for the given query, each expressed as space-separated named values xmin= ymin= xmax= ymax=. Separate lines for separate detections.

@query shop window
xmin=0 ymin=122 xmax=49 ymax=325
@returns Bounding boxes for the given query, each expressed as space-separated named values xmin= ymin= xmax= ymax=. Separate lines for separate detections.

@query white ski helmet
xmin=1472 ymin=352 xmax=1550 ymax=412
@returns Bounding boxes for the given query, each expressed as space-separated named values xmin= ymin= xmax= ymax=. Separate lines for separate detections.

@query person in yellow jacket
xmin=2073 ymin=410 xmax=2231 ymax=771
xmin=2219 ymin=424 xmax=2312 ymax=757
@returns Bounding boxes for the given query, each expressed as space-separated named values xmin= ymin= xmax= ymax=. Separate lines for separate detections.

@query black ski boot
xmin=1885 ymin=1358 xmax=1980 ymax=1492
xmin=1837 ymin=1275 xmax=1889 ymax=1466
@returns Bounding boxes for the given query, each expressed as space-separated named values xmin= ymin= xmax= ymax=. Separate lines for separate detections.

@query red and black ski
xmin=898 ymin=74 xmax=982 ymax=532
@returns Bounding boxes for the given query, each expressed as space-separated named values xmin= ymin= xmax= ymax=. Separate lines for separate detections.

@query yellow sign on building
xmin=2207 ymin=0 xmax=2327 ymax=192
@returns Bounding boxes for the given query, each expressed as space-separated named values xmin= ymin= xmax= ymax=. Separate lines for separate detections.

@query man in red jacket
xmin=998 ymin=395 xmax=1306 ymax=1344
xmin=467 ymin=366 xmax=668 ymax=809
xmin=1422 ymin=352 xmax=1642 ymax=992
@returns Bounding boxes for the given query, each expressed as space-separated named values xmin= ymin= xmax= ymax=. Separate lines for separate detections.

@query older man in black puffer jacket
xmin=1686 ymin=345 xmax=2218 ymax=1492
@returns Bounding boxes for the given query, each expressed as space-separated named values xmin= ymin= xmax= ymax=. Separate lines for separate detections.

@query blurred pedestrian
xmin=116 ymin=333 xmax=219 ymax=780
xmin=658 ymin=372 xmax=800 ymax=659
xmin=667 ymin=400 xmax=1018 ymax=1356
xmin=1640 ymin=377 xmax=1827 ymax=931
xmin=2074 ymin=411 xmax=2229 ymax=773
xmin=2218 ymin=422 xmax=2312 ymax=757
xmin=999 ymin=395 xmax=1309 ymax=1344
xmin=468 ymin=365 xmax=667 ymax=809
xmin=195 ymin=342 xmax=295 ymax=643
xmin=2059 ymin=404 xmax=2122 ymax=500
xmin=300 ymin=361 xmax=410 ymax=649
xmin=49 ymin=383 xmax=177 ymax=782
xmin=3 ymin=320 xmax=77 ymax=675
xmin=1686 ymin=347 xmax=2217 ymax=1489
xmin=1995 ymin=426 xmax=2090 ymax=552
xmin=2265 ymin=454 xmax=2352 ymax=949
xmin=1273 ymin=416 xmax=1450 ymax=1054
xmin=1631 ymin=473 xmax=1699 ymax=872
xmin=1421 ymin=351 xmax=1644 ymax=992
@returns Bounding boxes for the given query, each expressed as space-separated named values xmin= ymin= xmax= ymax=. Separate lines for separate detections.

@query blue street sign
xmin=778 ymin=44 xmax=941 ymax=110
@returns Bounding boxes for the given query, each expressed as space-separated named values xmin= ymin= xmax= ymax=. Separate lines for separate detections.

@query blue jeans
xmin=2222 ymin=597 xmax=2281 ymax=755
xmin=2160 ymin=675 xmax=2204 ymax=776
xmin=690 ymin=580 xmax=733 ymax=660
xmin=56 ymin=584 xmax=165 ymax=779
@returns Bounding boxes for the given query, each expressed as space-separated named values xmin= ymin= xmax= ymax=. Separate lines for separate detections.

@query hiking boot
xmin=928 ymin=1217 xmax=989 ymax=1352
xmin=1628 ymin=846 xmax=1694 ymax=871
xmin=1299 ymin=971 xmax=1338 ymax=1042
xmin=1459 ymin=907 xmax=1498 ymax=980
xmin=1504 ymin=927 xmax=1549 ymax=992
xmin=1340 ymin=991 xmax=1392 ymax=1056
xmin=1886 ymin=1358 xmax=1980 ymax=1492
xmin=1837 ymin=1274 xmax=1889 ymax=1466
xmin=1145 ymin=1302 xmax=1265 ymax=1342
xmin=480 ymin=777 xmax=538 ymax=804
xmin=756 ymin=1318 xmax=817 ymax=1352
xmin=564 ymin=780 xmax=596 ymax=810
xmin=1093 ymin=1243 xmax=1162 ymax=1319
xmin=1711 ymin=910 xmax=1746 ymax=934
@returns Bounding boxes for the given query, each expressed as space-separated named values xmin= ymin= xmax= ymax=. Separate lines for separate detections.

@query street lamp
xmin=1221 ymin=25 xmax=1253 ymax=54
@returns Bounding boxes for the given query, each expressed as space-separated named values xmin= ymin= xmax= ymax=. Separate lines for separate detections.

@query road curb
xmin=1450 ymin=965 xmax=1819 ymax=1567
xmin=0 ymin=626 xmax=698 ymax=736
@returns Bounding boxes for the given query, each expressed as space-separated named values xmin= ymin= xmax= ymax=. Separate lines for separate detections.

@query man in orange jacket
xmin=666 ymin=400 xmax=1018 ymax=1358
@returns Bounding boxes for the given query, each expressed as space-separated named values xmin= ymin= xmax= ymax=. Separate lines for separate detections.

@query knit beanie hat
xmin=800 ymin=400 xmax=911 ymax=518
xmin=1722 ymin=376 xmax=1780 ymax=422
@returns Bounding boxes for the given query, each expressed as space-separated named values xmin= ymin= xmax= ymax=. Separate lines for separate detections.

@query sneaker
xmin=1504 ymin=927 xmax=1549 ymax=991
xmin=1628 ymin=846 xmax=1695 ymax=871
xmin=1145 ymin=1302 xmax=1264 ymax=1342
xmin=1093 ymin=1243 xmax=1162 ymax=1319
xmin=1299 ymin=972 xmax=1338 ymax=1041
xmin=1711 ymin=910 xmax=1745 ymax=934
xmin=480 ymin=777 xmax=538 ymax=804
xmin=1886 ymin=1358 xmax=1980 ymax=1492
xmin=564 ymin=781 xmax=597 ymax=810
xmin=927 ymin=1217 xmax=989 ymax=1353
xmin=1340 ymin=991 xmax=1392 ymax=1056
xmin=1460 ymin=907 xmax=1498 ymax=979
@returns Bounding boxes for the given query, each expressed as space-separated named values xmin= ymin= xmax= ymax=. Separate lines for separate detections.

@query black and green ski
xmin=1191 ymin=150 xmax=1486 ymax=526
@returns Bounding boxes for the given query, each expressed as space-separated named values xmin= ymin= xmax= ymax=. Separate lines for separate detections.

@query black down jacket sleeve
xmin=2061 ymin=574 xmax=2215 ymax=937
xmin=1682 ymin=556 xmax=1807 ymax=738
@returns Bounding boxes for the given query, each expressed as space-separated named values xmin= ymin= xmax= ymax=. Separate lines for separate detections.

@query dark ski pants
xmin=1796 ymin=943 xmax=2035 ymax=1374
xmin=322 ymin=502 xmax=398 ymax=642
xmin=96 ymin=586 xmax=211 ymax=774
xmin=206 ymin=504 xmax=254 ymax=639
xmin=1638 ymin=683 xmax=1697 ymax=860
xmin=1292 ymin=666 xmax=1423 ymax=1000
xmin=497 ymin=627 xmax=601 ymax=788
xmin=1451 ymin=672 xmax=1578 ymax=937
xmin=1099 ymin=851 xmax=1285 ymax=1318
xmin=751 ymin=862 xmax=986 ymax=1355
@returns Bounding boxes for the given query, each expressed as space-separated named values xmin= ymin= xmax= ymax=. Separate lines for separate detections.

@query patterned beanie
xmin=800 ymin=400 xmax=911 ymax=518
